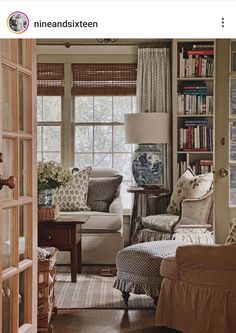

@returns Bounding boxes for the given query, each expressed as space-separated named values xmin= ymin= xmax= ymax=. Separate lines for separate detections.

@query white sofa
xmin=57 ymin=168 xmax=124 ymax=265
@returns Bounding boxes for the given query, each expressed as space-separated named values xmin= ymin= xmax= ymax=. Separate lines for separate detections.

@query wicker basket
xmin=38 ymin=247 xmax=59 ymax=333
xmin=38 ymin=205 xmax=60 ymax=221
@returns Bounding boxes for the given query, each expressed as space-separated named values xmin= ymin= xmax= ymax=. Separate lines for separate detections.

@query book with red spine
xmin=187 ymin=49 xmax=214 ymax=56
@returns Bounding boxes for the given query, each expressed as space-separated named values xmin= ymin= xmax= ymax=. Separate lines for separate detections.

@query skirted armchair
xmin=137 ymin=168 xmax=214 ymax=244
xmin=155 ymin=244 xmax=236 ymax=333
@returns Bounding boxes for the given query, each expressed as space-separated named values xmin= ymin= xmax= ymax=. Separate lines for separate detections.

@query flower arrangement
xmin=37 ymin=160 xmax=72 ymax=191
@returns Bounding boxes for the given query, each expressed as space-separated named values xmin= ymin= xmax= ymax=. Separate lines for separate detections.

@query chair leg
xmin=122 ymin=292 xmax=130 ymax=306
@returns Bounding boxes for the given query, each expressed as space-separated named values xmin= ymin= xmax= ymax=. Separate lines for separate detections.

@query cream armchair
xmin=137 ymin=169 xmax=214 ymax=244
xmin=156 ymin=244 xmax=236 ymax=333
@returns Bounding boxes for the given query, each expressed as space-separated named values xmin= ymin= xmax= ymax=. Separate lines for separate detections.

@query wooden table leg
xmin=70 ymin=225 xmax=77 ymax=283
xmin=77 ymin=225 xmax=82 ymax=274
xmin=130 ymin=192 xmax=139 ymax=243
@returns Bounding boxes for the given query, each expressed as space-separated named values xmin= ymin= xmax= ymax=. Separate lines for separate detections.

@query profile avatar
xmin=8 ymin=11 xmax=29 ymax=33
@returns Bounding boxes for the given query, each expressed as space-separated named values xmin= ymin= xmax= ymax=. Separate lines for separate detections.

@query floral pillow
xmin=166 ymin=168 xmax=213 ymax=215
xmin=53 ymin=166 xmax=92 ymax=211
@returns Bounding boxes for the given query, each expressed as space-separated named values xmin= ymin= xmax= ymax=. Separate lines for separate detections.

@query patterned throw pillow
xmin=87 ymin=175 xmax=123 ymax=212
xmin=53 ymin=166 xmax=92 ymax=211
xmin=166 ymin=168 xmax=213 ymax=215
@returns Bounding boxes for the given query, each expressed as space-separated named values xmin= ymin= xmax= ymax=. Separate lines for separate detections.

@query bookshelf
xmin=172 ymin=40 xmax=215 ymax=186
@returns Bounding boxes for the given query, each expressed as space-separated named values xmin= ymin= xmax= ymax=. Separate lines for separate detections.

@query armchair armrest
xmin=109 ymin=196 xmax=123 ymax=215
xmin=176 ymin=244 xmax=236 ymax=271
xmin=174 ymin=190 xmax=213 ymax=229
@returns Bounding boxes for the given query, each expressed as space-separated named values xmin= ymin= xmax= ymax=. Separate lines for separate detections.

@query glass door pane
xmin=2 ymin=278 xmax=14 ymax=333
xmin=2 ymin=66 xmax=15 ymax=131
xmin=1 ymin=40 xmax=15 ymax=62
xmin=19 ymin=73 xmax=31 ymax=132
xmin=19 ymin=269 xmax=31 ymax=327
xmin=19 ymin=205 xmax=31 ymax=261
xmin=2 ymin=138 xmax=16 ymax=201
xmin=2 ymin=208 xmax=16 ymax=269
xmin=19 ymin=140 xmax=32 ymax=197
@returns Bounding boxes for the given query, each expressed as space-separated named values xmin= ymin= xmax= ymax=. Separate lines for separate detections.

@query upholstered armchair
xmin=155 ymin=244 xmax=236 ymax=333
xmin=137 ymin=169 xmax=214 ymax=244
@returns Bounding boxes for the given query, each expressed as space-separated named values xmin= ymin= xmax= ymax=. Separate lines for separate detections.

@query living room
xmin=1 ymin=37 xmax=236 ymax=333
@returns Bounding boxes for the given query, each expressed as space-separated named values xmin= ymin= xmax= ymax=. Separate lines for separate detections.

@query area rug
xmin=54 ymin=266 xmax=155 ymax=309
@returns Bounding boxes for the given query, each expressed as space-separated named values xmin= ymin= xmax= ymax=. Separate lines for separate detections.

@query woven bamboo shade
xmin=37 ymin=63 xmax=64 ymax=96
xmin=71 ymin=63 xmax=137 ymax=96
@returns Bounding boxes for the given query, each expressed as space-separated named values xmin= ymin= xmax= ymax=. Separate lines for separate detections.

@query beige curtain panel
xmin=136 ymin=47 xmax=171 ymax=190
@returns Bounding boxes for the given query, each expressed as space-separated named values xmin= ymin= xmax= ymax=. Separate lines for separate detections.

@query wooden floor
xmin=52 ymin=309 xmax=180 ymax=333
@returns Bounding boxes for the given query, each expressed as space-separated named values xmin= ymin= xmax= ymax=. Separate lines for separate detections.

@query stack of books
xmin=179 ymin=44 xmax=214 ymax=78
xmin=190 ymin=159 xmax=213 ymax=174
xmin=178 ymin=119 xmax=213 ymax=151
xmin=178 ymin=83 xmax=213 ymax=115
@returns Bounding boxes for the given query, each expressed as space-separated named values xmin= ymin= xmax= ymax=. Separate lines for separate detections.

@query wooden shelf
xmin=172 ymin=39 xmax=215 ymax=183
xmin=177 ymin=77 xmax=214 ymax=81
xmin=177 ymin=114 xmax=214 ymax=118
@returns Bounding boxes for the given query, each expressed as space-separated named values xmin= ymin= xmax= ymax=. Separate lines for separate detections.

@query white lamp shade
xmin=124 ymin=113 xmax=170 ymax=144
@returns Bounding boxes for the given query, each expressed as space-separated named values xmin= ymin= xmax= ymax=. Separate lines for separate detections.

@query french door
xmin=214 ymin=39 xmax=236 ymax=243
xmin=0 ymin=40 xmax=37 ymax=332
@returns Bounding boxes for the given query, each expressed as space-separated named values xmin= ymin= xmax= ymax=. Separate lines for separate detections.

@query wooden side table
xmin=38 ymin=214 xmax=88 ymax=282
xmin=127 ymin=186 xmax=169 ymax=244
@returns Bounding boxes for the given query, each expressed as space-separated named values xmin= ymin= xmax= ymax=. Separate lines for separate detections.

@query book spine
xmin=187 ymin=50 xmax=214 ymax=56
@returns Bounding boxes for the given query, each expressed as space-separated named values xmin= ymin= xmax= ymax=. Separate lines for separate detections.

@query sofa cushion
xmin=90 ymin=167 xmax=120 ymax=178
xmin=87 ymin=175 xmax=123 ymax=212
xmin=142 ymin=214 xmax=179 ymax=232
xmin=60 ymin=211 xmax=122 ymax=232
xmin=166 ymin=168 xmax=213 ymax=215
xmin=53 ymin=166 xmax=92 ymax=211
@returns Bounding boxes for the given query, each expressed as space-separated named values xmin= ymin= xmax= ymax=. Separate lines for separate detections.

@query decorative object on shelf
xmin=96 ymin=39 xmax=118 ymax=44
xmin=37 ymin=160 xmax=72 ymax=207
xmin=124 ymin=112 xmax=169 ymax=186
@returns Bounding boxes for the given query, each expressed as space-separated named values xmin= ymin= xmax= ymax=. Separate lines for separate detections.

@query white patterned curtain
xmin=136 ymin=47 xmax=171 ymax=189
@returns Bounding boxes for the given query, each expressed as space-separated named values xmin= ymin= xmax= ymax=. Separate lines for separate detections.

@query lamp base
xmin=132 ymin=144 xmax=162 ymax=187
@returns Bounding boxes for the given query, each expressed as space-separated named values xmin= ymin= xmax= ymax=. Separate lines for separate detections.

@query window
xmin=36 ymin=62 xmax=137 ymax=209
xmin=72 ymin=63 xmax=137 ymax=209
xmin=37 ymin=96 xmax=62 ymax=162
xmin=74 ymin=96 xmax=136 ymax=208
xmin=37 ymin=63 xmax=64 ymax=162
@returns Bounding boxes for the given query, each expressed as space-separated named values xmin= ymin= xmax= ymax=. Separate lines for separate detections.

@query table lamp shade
xmin=124 ymin=112 xmax=170 ymax=186
xmin=124 ymin=113 xmax=169 ymax=144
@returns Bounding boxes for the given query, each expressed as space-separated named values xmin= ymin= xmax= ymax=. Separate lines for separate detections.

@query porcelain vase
xmin=132 ymin=144 xmax=163 ymax=187
xmin=38 ymin=189 xmax=53 ymax=207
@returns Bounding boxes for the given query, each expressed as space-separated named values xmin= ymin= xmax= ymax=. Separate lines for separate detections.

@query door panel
xmin=215 ymin=39 xmax=236 ymax=243
xmin=0 ymin=40 xmax=37 ymax=332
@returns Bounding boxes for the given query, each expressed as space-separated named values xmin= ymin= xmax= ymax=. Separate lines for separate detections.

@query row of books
xmin=178 ymin=94 xmax=213 ymax=115
xmin=179 ymin=47 xmax=214 ymax=78
xmin=178 ymin=120 xmax=213 ymax=151
xmin=178 ymin=159 xmax=213 ymax=177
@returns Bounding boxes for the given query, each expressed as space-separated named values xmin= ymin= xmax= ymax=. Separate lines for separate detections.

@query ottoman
xmin=113 ymin=240 xmax=187 ymax=306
